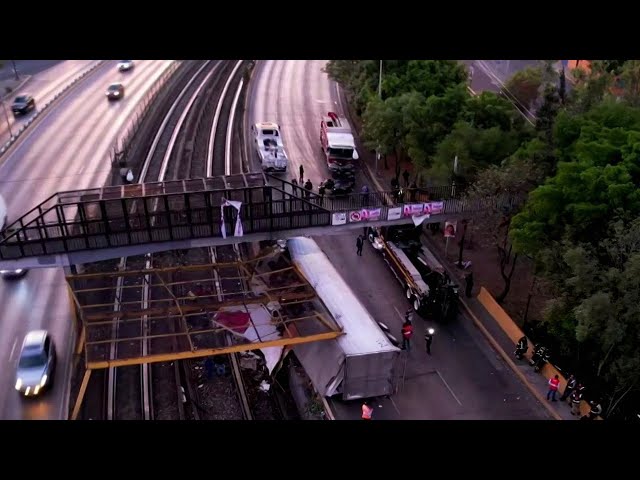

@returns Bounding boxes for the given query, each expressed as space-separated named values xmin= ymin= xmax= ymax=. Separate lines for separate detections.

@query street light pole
xmin=1 ymin=99 xmax=13 ymax=138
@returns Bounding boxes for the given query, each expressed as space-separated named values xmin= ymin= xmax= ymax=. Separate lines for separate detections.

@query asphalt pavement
xmin=0 ymin=61 xmax=99 ymax=147
xmin=248 ymin=60 xmax=551 ymax=420
xmin=0 ymin=60 xmax=175 ymax=420
xmin=0 ymin=61 xmax=64 ymax=81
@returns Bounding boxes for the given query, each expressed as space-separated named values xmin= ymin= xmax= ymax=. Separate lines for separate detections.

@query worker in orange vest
xmin=361 ymin=400 xmax=373 ymax=420
xmin=547 ymin=374 xmax=560 ymax=402
xmin=401 ymin=320 xmax=414 ymax=351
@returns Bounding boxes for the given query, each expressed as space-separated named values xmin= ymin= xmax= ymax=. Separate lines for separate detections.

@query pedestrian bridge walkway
xmin=0 ymin=172 xmax=518 ymax=270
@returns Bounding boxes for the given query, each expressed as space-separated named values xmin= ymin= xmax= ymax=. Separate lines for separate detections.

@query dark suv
xmin=12 ymin=94 xmax=36 ymax=117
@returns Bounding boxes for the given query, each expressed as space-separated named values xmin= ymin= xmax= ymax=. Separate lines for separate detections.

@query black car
xmin=106 ymin=83 xmax=125 ymax=101
xmin=322 ymin=177 xmax=355 ymax=196
xmin=12 ymin=94 xmax=36 ymax=117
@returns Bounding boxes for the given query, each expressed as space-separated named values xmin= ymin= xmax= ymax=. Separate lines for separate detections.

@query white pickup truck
xmin=251 ymin=122 xmax=288 ymax=173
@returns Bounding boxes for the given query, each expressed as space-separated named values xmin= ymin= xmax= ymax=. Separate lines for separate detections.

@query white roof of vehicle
xmin=255 ymin=122 xmax=280 ymax=130
xmin=23 ymin=330 xmax=48 ymax=348
xmin=326 ymin=132 xmax=356 ymax=149
xmin=287 ymin=237 xmax=397 ymax=356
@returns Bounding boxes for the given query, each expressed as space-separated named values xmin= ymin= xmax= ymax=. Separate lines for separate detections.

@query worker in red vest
xmin=361 ymin=400 xmax=373 ymax=420
xmin=547 ymin=374 xmax=560 ymax=402
xmin=401 ymin=320 xmax=414 ymax=351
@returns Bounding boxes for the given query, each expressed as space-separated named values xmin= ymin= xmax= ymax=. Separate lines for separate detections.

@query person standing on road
xmin=402 ymin=169 xmax=410 ymax=187
xmin=425 ymin=328 xmax=434 ymax=355
xmin=585 ymin=400 xmax=602 ymax=420
xmin=356 ymin=235 xmax=364 ymax=256
xmin=401 ymin=320 xmax=414 ymax=351
xmin=299 ymin=164 xmax=304 ymax=183
xmin=318 ymin=182 xmax=325 ymax=206
xmin=361 ymin=400 xmax=373 ymax=420
xmin=547 ymin=374 xmax=560 ymax=401
xmin=405 ymin=308 xmax=414 ymax=323
xmin=560 ymin=374 xmax=577 ymax=402
xmin=465 ymin=271 xmax=474 ymax=298
xmin=570 ymin=388 xmax=583 ymax=416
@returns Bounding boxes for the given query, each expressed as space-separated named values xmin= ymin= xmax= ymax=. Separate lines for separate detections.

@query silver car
xmin=15 ymin=330 xmax=56 ymax=397
xmin=117 ymin=60 xmax=134 ymax=72
xmin=0 ymin=268 xmax=28 ymax=279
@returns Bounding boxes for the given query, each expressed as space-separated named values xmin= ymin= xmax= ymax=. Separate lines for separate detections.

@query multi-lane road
xmin=249 ymin=60 xmax=550 ymax=419
xmin=1 ymin=58 xmax=550 ymax=420
xmin=0 ymin=60 xmax=174 ymax=420
xmin=0 ymin=61 xmax=101 ymax=146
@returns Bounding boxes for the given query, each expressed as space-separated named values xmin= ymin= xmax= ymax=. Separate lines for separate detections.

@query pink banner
xmin=349 ymin=208 xmax=382 ymax=222
xmin=424 ymin=201 xmax=444 ymax=215
xmin=403 ymin=204 xmax=424 ymax=218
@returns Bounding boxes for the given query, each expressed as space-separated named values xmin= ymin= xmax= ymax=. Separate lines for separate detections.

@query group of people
xmin=547 ymin=373 xmax=603 ymax=420
xmin=400 ymin=308 xmax=433 ymax=354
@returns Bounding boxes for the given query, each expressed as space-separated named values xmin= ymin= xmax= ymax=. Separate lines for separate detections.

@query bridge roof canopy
xmin=66 ymin=248 xmax=343 ymax=369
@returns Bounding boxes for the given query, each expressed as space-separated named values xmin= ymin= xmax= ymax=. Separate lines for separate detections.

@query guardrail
xmin=0 ymin=60 xmax=107 ymax=159
xmin=109 ymin=61 xmax=182 ymax=167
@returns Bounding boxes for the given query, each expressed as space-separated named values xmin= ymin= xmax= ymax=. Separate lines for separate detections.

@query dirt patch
xmin=422 ymin=221 xmax=552 ymax=329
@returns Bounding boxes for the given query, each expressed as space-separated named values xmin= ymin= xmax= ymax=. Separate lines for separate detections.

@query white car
xmin=118 ymin=60 xmax=134 ymax=72
xmin=15 ymin=330 xmax=56 ymax=397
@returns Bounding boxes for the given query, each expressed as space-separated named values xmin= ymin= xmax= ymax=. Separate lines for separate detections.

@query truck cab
xmin=320 ymin=112 xmax=359 ymax=176
xmin=252 ymin=122 xmax=288 ymax=173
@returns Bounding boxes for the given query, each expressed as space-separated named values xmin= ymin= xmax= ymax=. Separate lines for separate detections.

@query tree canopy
xmin=330 ymin=59 xmax=640 ymax=417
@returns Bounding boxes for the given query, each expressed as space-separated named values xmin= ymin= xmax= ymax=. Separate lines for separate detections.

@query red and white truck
xmin=320 ymin=112 xmax=359 ymax=176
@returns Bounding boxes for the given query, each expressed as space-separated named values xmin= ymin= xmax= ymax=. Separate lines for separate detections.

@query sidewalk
xmin=359 ymin=150 xmax=579 ymax=422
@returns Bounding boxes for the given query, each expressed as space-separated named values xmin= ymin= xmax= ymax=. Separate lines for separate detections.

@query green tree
xmin=535 ymin=83 xmax=561 ymax=144
xmin=463 ymin=157 xmax=542 ymax=302
xmin=539 ymin=220 xmax=640 ymax=416
xmin=511 ymin=101 xmax=640 ymax=256
xmin=464 ymin=91 xmax=519 ymax=131
xmin=503 ymin=67 xmax=543 ymax=113
xmin=569 ymin=61 xmax=614 ymax=113
xmin=381 ymin=60 xmax=467 ymax=99
xmin=430 ymin=121 xmax=521 ymax=183
xmin=361 ymin=95 xmax=409 ymax=178
xmin=618 ymin=60 xmax=640 ymax=107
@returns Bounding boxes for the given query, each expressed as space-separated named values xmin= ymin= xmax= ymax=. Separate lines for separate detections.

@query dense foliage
xmin=328 ymin=59 xmax=640 ymax=418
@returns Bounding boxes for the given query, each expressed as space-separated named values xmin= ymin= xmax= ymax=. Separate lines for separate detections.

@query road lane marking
xmin=9 ymin=338 xmax=18 ymax=361
xmin=390 ymin=396 xmax=402 ymax=416
xmin=436 ymin=370 xmax=462 ymax=406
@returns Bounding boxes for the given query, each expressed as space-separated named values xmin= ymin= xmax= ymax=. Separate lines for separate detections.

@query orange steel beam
xmin=86 ymin=330 xmax=343 ymax=369
xmin=70 ymin=369 xmax=92 ymax=420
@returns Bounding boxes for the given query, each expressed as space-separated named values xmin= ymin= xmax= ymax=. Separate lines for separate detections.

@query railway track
xmin=91 ymin=60 xmax=247 ymax=420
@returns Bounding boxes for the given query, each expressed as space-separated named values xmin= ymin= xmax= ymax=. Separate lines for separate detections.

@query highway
xmin=0 ymin=60 xmax=174 ymax=420
xmin=0 ymin=60 xmax=100 ymax=146
xmin=248 ymin=60 xmax=551 ymax=419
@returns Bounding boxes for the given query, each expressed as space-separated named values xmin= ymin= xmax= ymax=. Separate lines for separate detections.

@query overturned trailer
xmin=287 ymin=237 xmax=401 ymax=401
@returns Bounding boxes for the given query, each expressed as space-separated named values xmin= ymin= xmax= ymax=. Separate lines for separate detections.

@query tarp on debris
xmin=213 ymin=304 xmax=283 ymax=374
